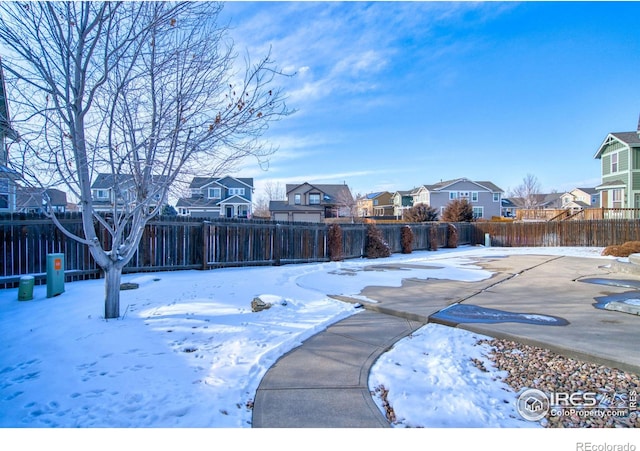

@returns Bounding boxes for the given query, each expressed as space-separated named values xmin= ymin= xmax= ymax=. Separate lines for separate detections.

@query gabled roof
xmin=189 ymin=176 xmax=254 ymax=190
xmin=91 ymin=173 xmax=168 ymax=189
xmin=17 ymin=188 xmax=67 ymax=208
xmin=594 ymin=132 xmax=640 ymax=159
xmin=416 ymin=178 xmax=504 ymax=193
xmin=286 ymin=182 xmax=352 ymax=203
xmin=217 ymin=194 xmax=251 ymax=205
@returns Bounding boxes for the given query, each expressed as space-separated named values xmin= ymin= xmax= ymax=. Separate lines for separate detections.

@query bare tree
xmin=509 ymin=173 xmax=542 ymax=209
xmin=253 ymin=180 xmax=285 ymax=218
xmin=0 ymin=2 xmax=291 ymax=319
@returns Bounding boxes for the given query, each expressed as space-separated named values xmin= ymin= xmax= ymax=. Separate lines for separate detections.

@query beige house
xmin=269 ymin=182 xmax=353 ymax=223
xmin=356 ymin=191 xmax=394 ymax=217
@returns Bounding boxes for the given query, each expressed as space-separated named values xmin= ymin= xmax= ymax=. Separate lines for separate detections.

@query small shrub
xmin=446 ymin=223 xmax=458 ymax=248
xmin=365 ymin=224 xmax=391 ymax=258
xmin=401 ymin=225 xmax=414 ymax=254
xmin=441 ymin=198 xmax=474 ymax=222
xmin=602 ymin=241 xmax=640 ymax=257
xmin=429 ymin=223 xmax=439 ymax=251
xmin=328 ymin=223 xmax=344 ymax=261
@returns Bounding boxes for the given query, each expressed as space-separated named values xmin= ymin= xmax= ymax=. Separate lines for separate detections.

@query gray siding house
xmin=91 ymin=173 xmax=168 ymax=213
xmin=411 ymin=178 xmax=504 ymax=220
xmin=176 ymin=176 xmax=254 ymax=219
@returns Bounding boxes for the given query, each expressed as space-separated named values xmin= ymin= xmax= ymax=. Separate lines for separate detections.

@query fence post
xmin=202 ymin=221 xmax=210 ymax=270
xmin=273 ymin=223 xmax=281 ymax=266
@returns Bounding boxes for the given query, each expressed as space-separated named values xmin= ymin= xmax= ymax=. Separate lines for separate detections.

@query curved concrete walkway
xmin=253 ymin=254 xmax=640 ymax=428
xmin=252 ymin=310 xmax=424 ymax=428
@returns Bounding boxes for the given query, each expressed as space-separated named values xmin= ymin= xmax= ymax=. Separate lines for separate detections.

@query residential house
xmin=0 ymin=58 xmax=21 ymax=213
xmin=594 ymin=118 xmax=640 ymax=209
xmin=501 ymin=198 xmax=518 ymax=218
xmin=391 ymin=190 xmax=414 ymax=218
xmin=410 ymin=178 xmax=504 ymax=220
xmin=91 ymin=173 xmax=168 ymax=213
xmin=357 ymin=191 xmax=394 ymax=217
xmin=560 ymin=188 xmax=599 ymax=214
xmin=16 ymin=188 xmax=67 ymax=214
xmin=269 ymin=182 xmax=353 ymax=223
xmin=176 ymin=176 xmax=254 ymax=219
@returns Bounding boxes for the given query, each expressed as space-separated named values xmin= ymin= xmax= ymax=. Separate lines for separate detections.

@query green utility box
xmin=46 ymin=253 xmax=65 ymax=298
xmin=18 ymin=276 xmax=34 ymax=301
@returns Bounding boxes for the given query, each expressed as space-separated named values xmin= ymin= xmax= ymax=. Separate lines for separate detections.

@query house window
xmin=294 ymin=194 xmax=301 ymax=205
xmin=472 ymin=206 xmax=484 ymax=219
xmin=238 ymin=205 xmax=248 ymax=218
xmin=94 ymin=189 xmax=109 ymax=199
xmin=471 ymin=192 xmax=478 ymax=202
xmin=493 ymin=193 xmax=500 ymax=202
xmin=309 ymin=193 xmax=321 ymax=205
xmin=208 ymin=188 xmax=221 ymax=199
xmin=612 ymin=189 xmax=623 ymax=208
xmin=611 ymin=153 xmax=619 ymax=173
xmin=228 ymin=188 xmax=245 ymax=196
xmin=373 ymin=199 xmax=379 ymax=206
xmin=0 ymin=179 xmax=8 ymax=209
xmin=449 ymin=192 xmax=457 ymax=200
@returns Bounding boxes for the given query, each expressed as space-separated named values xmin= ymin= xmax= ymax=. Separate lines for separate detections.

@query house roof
xmin=594 ymin=131 xmax=640 ymax=159
xmin=17 ymin=188 xmax=67 ymax=208
xmin=189 ymin=176 xmax=254 ymax=190
xmin=573 ymin=187 xmax=598 ymax=195
xmin=91 ymin=173 xmax=169 ymax=189
xmin=0 ymin=164 xmax=21 ymax=181
xmin=285 ymin=183 xmax=352 ymax=203
xmin=415 ymin=178 xmax=504 ymax=193
xmin=0 ymin=58 xmax=19 ymax=143
xmin=595 ymin=179 xmax=627 ymax=190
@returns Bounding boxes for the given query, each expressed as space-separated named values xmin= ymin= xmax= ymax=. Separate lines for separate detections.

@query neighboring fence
xmin=517 ymin=208 xmax=640 ymax=221
xmin=3 ymin=213 xmax=640 ymax=288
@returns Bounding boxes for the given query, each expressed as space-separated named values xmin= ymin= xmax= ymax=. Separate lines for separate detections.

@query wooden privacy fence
xmin=2 ymin=213 xmax=640 ymax=288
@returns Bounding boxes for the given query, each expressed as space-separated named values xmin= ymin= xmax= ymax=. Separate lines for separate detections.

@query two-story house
xmin=0 ymin=59 xmax=21 ymax=213
xmin=391 ymin=190 xmax=414 ymax=218
xmin=176 ymin=176 xmax=253 ymax=219
xmin=594 ymin=119 xmax=640 ymax=209
xmin=269 ymin=182 xmax=353 ymax=223
xmin=91 ymin=173 xmax=168 ymax=213
xmin=560 ymin=188 xmax=599 ymax=214
xmin=357 ymin=191 xmax=394 ymax=217
xmin=411 ymin=178 xmax=504 ymax=220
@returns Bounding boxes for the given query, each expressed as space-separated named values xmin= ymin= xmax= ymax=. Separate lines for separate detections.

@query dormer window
xmin=208 ymin=187 xmax=221 ymax=199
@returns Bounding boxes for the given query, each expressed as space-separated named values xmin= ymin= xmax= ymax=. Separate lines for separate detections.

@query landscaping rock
xmin=120 ymin=282 xmax=139 ymax=290
xmin=251 ymin=296 xmax=272 ymax=312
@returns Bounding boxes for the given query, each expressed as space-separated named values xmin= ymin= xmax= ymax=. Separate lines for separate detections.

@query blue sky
xmin=219 ymin=1 xmax=640 ymax=199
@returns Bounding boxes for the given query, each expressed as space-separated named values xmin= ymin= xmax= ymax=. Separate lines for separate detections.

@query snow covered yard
xmin=1 ymin=245 xmax=631 ymax=447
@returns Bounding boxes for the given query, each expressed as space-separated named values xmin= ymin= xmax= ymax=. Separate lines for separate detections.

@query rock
xmin=251 ymin=296 xmax=272 ymax=312
xmin=120 ymin=282 xmax=139 ymax=290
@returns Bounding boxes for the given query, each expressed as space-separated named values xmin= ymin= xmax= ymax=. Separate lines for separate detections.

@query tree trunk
xmin=104 ymin=265 xmax=123 ymax=319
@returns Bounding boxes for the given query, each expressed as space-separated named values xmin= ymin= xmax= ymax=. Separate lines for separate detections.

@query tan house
xmin=269 ymin=182 xmax=353 ymax=222
xmin=357 ymin=191 xmax=394 ymax=217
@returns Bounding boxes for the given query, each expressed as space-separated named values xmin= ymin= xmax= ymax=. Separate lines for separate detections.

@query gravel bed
xmin=479 ymin=338 xmax=639 ymax=428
